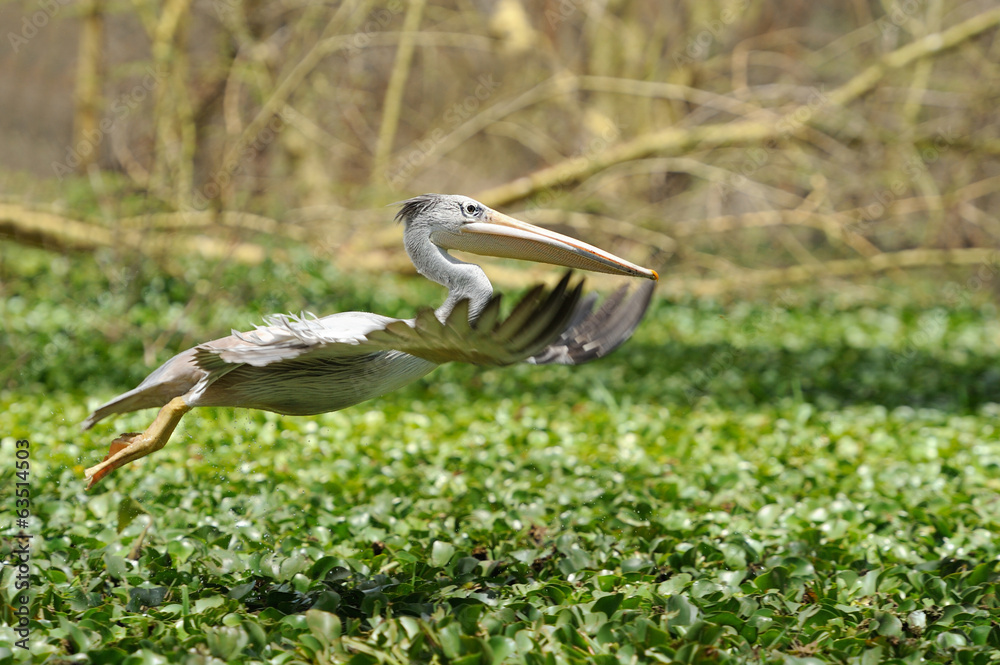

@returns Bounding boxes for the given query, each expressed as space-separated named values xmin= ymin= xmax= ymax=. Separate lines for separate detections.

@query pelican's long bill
xmin=430 ymin=210 xmax=659 ymax=281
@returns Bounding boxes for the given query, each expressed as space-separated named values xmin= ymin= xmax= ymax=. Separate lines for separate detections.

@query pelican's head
xmin=394 ymin=194 xmax=658 ymax=280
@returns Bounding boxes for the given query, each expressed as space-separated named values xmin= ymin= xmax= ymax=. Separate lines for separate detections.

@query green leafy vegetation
xmin=2 ymin=246 xmax=999 ymax=664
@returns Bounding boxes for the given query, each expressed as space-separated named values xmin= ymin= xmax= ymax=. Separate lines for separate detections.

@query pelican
xmin=82 ymin=194 xmax=658 ymax=488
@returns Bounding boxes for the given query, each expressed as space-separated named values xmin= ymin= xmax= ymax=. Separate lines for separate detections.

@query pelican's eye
xmin=462 ymin=202 xmax=482 ymax=217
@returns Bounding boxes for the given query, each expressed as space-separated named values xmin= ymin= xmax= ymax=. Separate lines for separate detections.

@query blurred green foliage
xmin=4 ymin=4 xmax=1000 ymax=661
xmin=2 ymin=245 xmax=999 ymax=663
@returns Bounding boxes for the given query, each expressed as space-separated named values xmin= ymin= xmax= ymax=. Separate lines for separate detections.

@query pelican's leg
xmin=85 ymin=396 xmax=192 ymax=489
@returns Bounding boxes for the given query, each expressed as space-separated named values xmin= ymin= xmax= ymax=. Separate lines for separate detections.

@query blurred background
xmin=6 ymin=4 xmax=1000 ymax=659
xmin=1 ymin=0 xmax=1000 ymax=298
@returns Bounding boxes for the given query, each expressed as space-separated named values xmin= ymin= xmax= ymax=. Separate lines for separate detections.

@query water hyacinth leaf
xmin=57 ymin=615 xmax=93 ymax=653
xmin=308 ymin=556 xmax=343 ymax=580
xmin=117 ymin=496 xmax=149 ymax=533
xmin=666 ymin=595 xmax=699 ymax=628
xmin=969 ymin=624 xmax=993 ymax=647
xmin=125 ymin=587 xmax=168 ymax=612
xmin=311 ymin=590 xmax=342 ymax=613
xmin=873 ymin=611 xmax=902 ymax=637
xmin=754 ymin=567 xmax=789 ymax=593
xmin=103 ymin=552 xmax=127 ymax=581
xmin=709 ymin=612 xmax=744 ymax=630
xmin=394 ymin=550 xmax=420 ymax=563
xmin=86 ymin=648 xmax=131 ymax=665
xmin=438 ymin=623 xmax=463 ymax=660
xmin=9 ymin=246 xmax=1000 ymax=664
xmin=936 ymin=632 xmax=967 ymax=648
xmin=488 ymin=636 xmax=516 ymax=661
xmin=306 ymin=609 xmax=341 ymax=646
xmin=431 ymin=541 xmax=456 ymax=567
xmin=453 ymin=556 xmax=480 ymax=576
xmin=194 ymin=596 xmax=225 ymax=613
xmin=557 ymin=546 xmax=591 ymax=574
xmin=227 ymin=581 xmax=256 ymax=600
xmin=592 ymin=593 xmax=624 ymax=618
xmin=205 ymin=626 xmax=249 ymax=660
xmin=965 ymin=562 xmax=993 ymax=586
xmin=643 ymin=621 xmax=671 ymax=648
xmin=166 ymin=539 xmax=195 ymax=564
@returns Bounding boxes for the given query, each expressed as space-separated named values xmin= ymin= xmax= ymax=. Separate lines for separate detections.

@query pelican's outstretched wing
xmin=362 ymin=271 xmax=584 ymax=365
xmin=527 ymin=278 xmax=655 ymax=365
xmin=198 ymin=272 xmax=583 ymax=369
xmin=192 ymin=271 xmax=648 ymax=374
xmin=194 ymin=311 xmax=398 ymax=369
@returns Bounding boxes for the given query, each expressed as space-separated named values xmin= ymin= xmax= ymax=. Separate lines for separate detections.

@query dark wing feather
xmin=527 ymin=278 xmax=655 ymax=365
xmin=363 ymin=272 xmax=584 ymax=365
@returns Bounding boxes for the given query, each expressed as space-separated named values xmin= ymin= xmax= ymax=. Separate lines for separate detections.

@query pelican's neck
xmin=405 ymin=232 xmax=493 ymax=322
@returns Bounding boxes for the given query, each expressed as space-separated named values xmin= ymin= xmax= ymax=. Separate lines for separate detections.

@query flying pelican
xmin=82 ymin=194 xmax=658 ymax=488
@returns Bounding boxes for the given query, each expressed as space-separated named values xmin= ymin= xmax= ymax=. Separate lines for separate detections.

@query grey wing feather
xmin=81 ymin=347 xmax=205 ymax=429
xmin=363 ymin=272 xmax=585 ymax=366
xmin=194 ymin=311 xmax=400 ymax=369
xmin=527 ymin=278 xmax=655 ymax=365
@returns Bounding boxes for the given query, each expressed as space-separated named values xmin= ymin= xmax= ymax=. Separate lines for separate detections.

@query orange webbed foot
xmin=85 ymin=432 xmax=141 ymax=489
xmin=83 ymin=396 xmax=192 ymax=489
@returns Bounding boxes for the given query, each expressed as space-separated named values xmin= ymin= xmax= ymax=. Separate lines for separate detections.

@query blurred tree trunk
xmin=149 ymin=0 xmax=195 ymax=209
xmin=73 ymin=0 xmax=104 ymax=174
xmin=372 ymin=0 xmax=427 ymax=184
